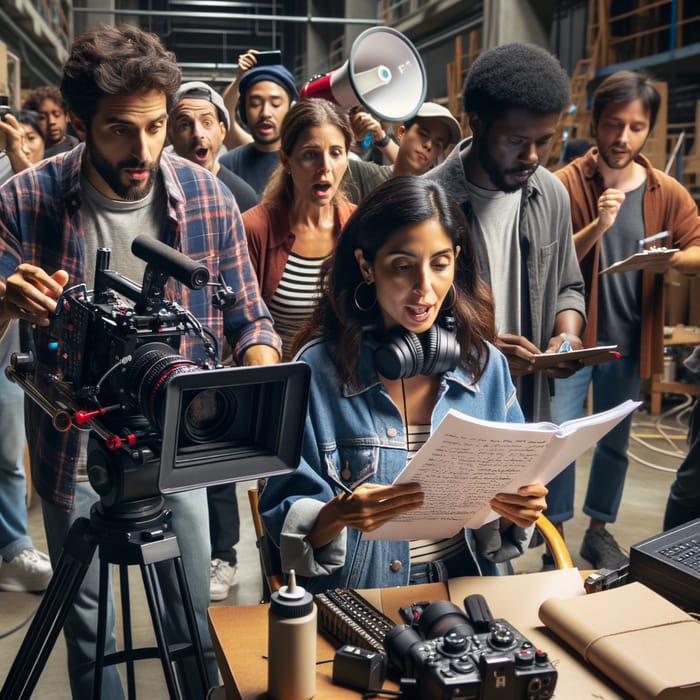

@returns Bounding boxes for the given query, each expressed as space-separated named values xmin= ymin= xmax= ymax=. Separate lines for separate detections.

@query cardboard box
xmin=665 ymin=268 xmax=690 ymax=326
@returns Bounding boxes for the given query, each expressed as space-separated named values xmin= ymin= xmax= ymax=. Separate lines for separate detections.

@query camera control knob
xmin=450 ymin=658 xmax=475 ymax=674
xmin=441 ymin=632 xmax=468 ymax=655
xmin=515 ymin=648 xmax=535 ymax=667
xmin=488 ymin=622 xmax=515 ymax=649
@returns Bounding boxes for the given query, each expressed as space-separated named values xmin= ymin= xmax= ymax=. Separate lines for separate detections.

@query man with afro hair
xmin=428 ymin=43 xmax=586 ymax=437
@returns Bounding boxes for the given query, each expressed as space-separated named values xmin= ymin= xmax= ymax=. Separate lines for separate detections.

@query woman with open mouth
xmin=242 ymin=98 xmax=355 ymax=359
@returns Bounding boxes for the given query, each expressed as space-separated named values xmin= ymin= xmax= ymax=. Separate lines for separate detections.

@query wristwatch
xmin=374 ymin=132 xmax=391 ymax=148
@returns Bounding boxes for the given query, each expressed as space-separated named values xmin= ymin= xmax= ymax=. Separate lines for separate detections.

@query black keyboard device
xmin=315 ymin=588 xmax=396 ymax=654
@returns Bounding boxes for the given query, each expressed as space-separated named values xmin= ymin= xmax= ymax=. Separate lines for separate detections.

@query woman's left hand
xmin=490 ymin=482 xmax=548 ymax=529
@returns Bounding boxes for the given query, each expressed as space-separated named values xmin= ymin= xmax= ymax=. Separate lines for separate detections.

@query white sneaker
xmin=210 ymin=558 xmax=238 ymax=602
xmin=0 ymin=547 xmax=53 ymax=592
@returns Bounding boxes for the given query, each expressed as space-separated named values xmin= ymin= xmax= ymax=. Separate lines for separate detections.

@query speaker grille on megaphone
xmin=300 ymin=26 xmax=427 ymax=123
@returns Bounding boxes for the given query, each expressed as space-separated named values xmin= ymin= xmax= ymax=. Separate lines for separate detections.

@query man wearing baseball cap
xmin=344 ymin=101 xmax=462 ymax=203
xmin=219 ymin=55 xmax=299 ymax=195
xmin=169 ymin=81 xmax=258 ymax=213
xmin=168 ymin=81 xmax=259 ymax=603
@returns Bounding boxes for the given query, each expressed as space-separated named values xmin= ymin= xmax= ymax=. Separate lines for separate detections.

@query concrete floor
xmin=0 ymin=395 xmax=691 ymax=698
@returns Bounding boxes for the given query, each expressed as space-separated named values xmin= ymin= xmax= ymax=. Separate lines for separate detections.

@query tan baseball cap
xmin=415 ymin=102 xmax=462 ymax=146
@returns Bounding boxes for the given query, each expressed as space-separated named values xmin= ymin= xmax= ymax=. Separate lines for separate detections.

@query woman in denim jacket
xmin=259 ymin=177 xmax=548 ymax=592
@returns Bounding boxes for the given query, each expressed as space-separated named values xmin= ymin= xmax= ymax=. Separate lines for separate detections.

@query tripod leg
xmin=171 ymin=554 xmax=209 ymax=696
xmin=0 ymin=518 xmax=97 ymax=700
xmin=92 ymin=555 xmax=111 ymax=700
xmin=118 ymin=564 xmax=137 ymax=700
xmin=141 ymin=562 xmax=181 ymax=699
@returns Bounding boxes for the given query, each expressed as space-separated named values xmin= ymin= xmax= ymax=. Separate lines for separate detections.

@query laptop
xmin=629 ymin=517 xmax=700 ymax=612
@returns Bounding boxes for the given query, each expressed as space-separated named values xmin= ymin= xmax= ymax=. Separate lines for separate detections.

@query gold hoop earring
xmin=353 ymin=280 xmax=376 ymax=312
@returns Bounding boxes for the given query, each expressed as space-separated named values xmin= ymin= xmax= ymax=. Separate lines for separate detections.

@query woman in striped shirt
xmin=242 ymin=98 xmax=356 ymax=359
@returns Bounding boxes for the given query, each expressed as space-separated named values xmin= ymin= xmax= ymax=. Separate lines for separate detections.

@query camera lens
xmin=127 ymin=342 xmax=236 ymax=443
xmin=181 ymin=388 xmax=237 ymax=443
xmin=417 ymin=600 xmax=474 ymax=640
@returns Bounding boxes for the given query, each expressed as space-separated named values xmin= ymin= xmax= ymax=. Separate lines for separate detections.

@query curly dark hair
xmin=22 ymin=85 xmax=66 ymax=113
xmin=592 ymin=70 xmax=661 ymax=132
xmin=292 ymin=176 xmax=496 ymax=388
xmin=463 ymin=43 xmax=570 ymax=123
xmin=60 ymin=24 xmax=181 ymax=125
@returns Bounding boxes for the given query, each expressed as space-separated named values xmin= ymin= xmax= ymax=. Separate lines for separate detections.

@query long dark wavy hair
xmin=292 ymin=176 xmax=496 ymax=387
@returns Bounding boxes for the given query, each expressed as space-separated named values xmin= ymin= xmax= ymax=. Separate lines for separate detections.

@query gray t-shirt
xmin=465 ymin=179 xmax=522 ymax=336
xmin=597 ymin=181 xmax=646 ymax=356
xmin=77 ymin=176 xmax=166 ymax=479
xmin=81 ymin=175 xmax=165 ymax=290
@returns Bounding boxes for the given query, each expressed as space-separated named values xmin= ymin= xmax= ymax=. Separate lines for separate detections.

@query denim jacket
xmin=259 ymin=338 xmax=530 ymax=592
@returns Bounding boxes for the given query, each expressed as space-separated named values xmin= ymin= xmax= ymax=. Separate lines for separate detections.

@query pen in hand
xmin=558 ymin=340 xmax=572 ymax=353
xmin=327 ymin=471 xmax=373 ymax=496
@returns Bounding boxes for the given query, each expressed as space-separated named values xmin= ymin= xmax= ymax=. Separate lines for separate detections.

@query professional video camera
xmin=384 ymin=595 xmax=557 ymax=700
xmin=7 ymin=236 xmax=310 ymax=507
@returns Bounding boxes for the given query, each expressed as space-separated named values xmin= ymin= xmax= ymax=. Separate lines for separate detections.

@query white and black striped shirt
xmin=267 ymin=252 xmax=326 ymax=360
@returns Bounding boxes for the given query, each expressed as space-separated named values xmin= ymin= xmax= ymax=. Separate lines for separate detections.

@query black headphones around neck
xmin=373 ymin=317 xmax=461 ymax=380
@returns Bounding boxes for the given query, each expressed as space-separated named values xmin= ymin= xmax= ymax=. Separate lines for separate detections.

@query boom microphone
xmin=131 ymin=236 xmax=210 ymax=290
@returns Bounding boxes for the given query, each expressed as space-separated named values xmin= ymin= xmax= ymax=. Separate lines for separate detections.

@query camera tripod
xmin=0 ymin=497 xmax=209 ymax=700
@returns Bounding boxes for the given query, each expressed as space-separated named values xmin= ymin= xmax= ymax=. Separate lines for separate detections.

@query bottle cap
xmin=270 ymin=569 xmax=314 ymax=618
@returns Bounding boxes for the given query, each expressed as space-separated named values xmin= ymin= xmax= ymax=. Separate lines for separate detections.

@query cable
xmin=0 ymin=607 xmax=36 ymax=640
xmin=626 ymin=395 xmax=692 ymax=473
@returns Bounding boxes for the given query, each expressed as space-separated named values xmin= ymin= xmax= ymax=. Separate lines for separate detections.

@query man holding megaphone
xmin=343 ymin=102 xmax=462 ymax=203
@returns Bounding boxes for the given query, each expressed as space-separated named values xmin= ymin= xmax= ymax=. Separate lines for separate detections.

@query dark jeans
xmin=206 ymin=483 xmax=240 ymax=565
xmin=664 ymin=394 xmax=700 ymax=531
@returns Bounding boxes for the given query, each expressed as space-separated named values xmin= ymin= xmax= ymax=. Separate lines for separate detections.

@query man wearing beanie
xmin=219 ymin=57 xmax=298 ymax=195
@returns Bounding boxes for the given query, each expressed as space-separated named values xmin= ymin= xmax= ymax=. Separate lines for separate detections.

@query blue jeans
xmin=548 ymin=356 xmax=642 ymax=524
xmin=0 ymin=370 xmax=32 ymax=559
xmin=42 ymin=482 xmax=217 ymax=699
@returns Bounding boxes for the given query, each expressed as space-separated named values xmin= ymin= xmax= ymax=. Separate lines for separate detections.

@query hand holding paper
xmin=363 ymin=400 xmax=641 ymax=541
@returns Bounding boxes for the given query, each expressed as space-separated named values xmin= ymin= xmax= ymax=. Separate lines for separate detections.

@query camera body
xmin=385 ymin=596 xmax=557 ymax=700
xmin=8 ymin=236 xmax=310 ymax=506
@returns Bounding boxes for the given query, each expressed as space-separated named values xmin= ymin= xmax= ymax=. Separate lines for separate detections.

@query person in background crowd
xmin=0 ymin=107 xmax=53 ymax=593
xmin=259 ymin=176 xmax=548 ymax=592
xmin=22 ymin=85 xmax=78 ymax=156
xmin=167 ymin=80 xmax=259 ymax=603
xmin=344 ymin=102 xmax=462 ymax=203
xmin=218 ymin=57 xmax=298 ymax=195
xmin=168 ymin=80 xmax=258 ymax=212
xmin=0 ymin=25 xmax=280 ymax=698
xmin=0 ymin=108 xmax=47 ymax=183
xmin=427 ymin=43 xmax=586 ymax=425
xmin=550 ymin=71 xmax=700 ymax=567
xmin=243 ymin=97 xmax=355 ymax=357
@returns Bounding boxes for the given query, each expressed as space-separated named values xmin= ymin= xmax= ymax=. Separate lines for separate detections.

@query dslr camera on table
xmin=319 ymin=587 xmax=557 ymax=700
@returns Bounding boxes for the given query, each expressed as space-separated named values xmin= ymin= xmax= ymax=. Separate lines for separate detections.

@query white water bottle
xmin=267 ymin=569 xmax=317 ymax=700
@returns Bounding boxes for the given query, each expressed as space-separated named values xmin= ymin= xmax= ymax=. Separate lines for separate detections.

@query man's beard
xmin=476 ymin=136 xmax=537 ymax=193
xmin=251 ymin=120 xmax=280 ymax=147
xmin=86 ymin=134 xmax=160 ymax=201
xmin=599 ymin=143 xmax=643 ymax=170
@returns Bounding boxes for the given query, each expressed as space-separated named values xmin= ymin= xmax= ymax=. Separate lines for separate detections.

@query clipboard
xmin=599 ymin=248 xmax=678 ymax=275
xmin=530 ymin=345 xmax=619 ymax=370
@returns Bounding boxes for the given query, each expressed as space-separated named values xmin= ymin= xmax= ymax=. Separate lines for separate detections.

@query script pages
xmin=364 ymin=400 xmax=640 ymax=541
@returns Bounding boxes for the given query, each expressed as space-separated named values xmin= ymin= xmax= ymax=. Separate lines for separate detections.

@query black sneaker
xmin=579 ymin=529 xmax=627 ymax=569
